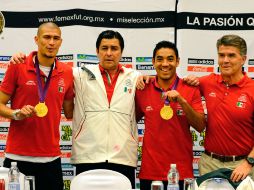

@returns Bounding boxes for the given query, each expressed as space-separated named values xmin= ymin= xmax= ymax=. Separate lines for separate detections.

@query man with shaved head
xmin=0 ymin=22 xmax=74 ymax=190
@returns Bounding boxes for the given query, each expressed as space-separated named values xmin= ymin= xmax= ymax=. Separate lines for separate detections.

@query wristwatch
xmin=246 ymin=157 xmax=254 ymax=166
xmin=12 ymin=109 xmax=21 ymax=120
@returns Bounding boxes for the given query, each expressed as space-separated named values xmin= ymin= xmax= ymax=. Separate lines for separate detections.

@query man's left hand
xmin=230 ymin=160 xmax=252 ymax=182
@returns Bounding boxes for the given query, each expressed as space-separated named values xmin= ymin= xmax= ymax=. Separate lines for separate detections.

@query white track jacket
xmin=71 ymin=64 xmax=139 ymax=167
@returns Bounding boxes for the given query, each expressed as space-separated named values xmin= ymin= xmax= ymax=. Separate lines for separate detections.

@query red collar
xmin=217 ymin=72 xmax=248 ymax=87
xmin=99 ymin=63 xmax=124 ymax=74
xmin=153 ymin=75 xmax=178 ymax=91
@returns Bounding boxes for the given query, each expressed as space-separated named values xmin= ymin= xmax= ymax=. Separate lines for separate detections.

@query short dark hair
xmin=216 ymin=34 xmax=247 ymax=56
xmin=96 ymin=30 xmax=124 ymax=52
xmin=153 ymin=41 xmax=179 ymax=59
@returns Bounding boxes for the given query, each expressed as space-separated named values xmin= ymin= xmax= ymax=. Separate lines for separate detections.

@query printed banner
xmin=0 ymin=0 xmax=176 ymax=189
xmin=176 ymin=0 xmax=254 ymax=78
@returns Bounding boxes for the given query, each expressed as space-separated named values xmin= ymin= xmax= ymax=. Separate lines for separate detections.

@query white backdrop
xmin=1 ymin=0 xmax=254 ymax=189
xmin=0 ymin=0 xmax=176 ymax=189
xmin=177 ymin=0 xmax=254 ymax=78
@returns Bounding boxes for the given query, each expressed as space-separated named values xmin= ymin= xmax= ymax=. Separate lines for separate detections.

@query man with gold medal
xmin=135 ymin=41 xmax=206 ymax=190
xmin=0 ymin=22 xmax=74 ymax=190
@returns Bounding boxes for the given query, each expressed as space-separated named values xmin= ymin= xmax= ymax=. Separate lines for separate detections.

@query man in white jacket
xmin=71 ymin=30 xmax=140 ymax=188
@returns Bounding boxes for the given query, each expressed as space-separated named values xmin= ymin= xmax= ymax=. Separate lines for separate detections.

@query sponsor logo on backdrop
xmin=62 ymin=170 xmax=74 ymax=176
xmin=188 ymin=66 xmax=214 ymax=72
xmin=0 ymin=145 xmax=6 ymax=150
xmin=0 ymin=56 xmax=11 ymax=61
xmin=0 ymin=12 xmax=5 ymax=35
xmin=0 ymin=127 xmax=8 ymax=132
xmin=120 ymin=57 xmax=132 ymax=62
xmin=61 ymin=163 xmax=74 ymax=168
xmin=193 ymin=150 xmax=204 ymax=157
xmin=194 ymin=169 xmax=200 ymax=177
xmin=138 ymin=129 xmax=144 ymax=135
xmin=0 ymin=134 xmax=7 ymax=141
xmin=200 ymin=131 xmax=205 ymax=142
xmin=0 ymin=152 xmax=4 ymax=158
xmin=136 ymin=57 xmax=154 ymax=70
xmin=77 ymin=61 xmax=98 ymax=67
xmin=188 ymin=58 xmax=214 ymax=65
xmin=187 ymin=58 xmax=215 ymax=73
xmin=0 ymin=63 xmax=8 ymax=70
xmin=136 ymin=57 xmax=152 ymax=62
xmin=178 ymin=13 xmax=254 ymax=30
xmin=61 ymin=152 xmax=71 ymax=158
xmin=193 ymin=158 xmax=200 ymax=163
xmin=248 ymin=67 xmax=254 ymax=72
xmin=136 ymin=64 xmax=154 ymax=70
xmin=63 ymin=180 xmax=71 ymax=190
xmin=57 ymin=54 xmax=73 ymax=61
xmin=60 ymin=145 xmax=72 ymax=151
xmin=191 ymin=130 xmax=199 ymax=143
xmin=77 ymin=54 xmax=98 ymax=61
xmin=61 ymin=125 xmax=72 ymax=141
xmin=137 ymin=146 xmax=142 ymax=161
xmin=0 ymin=73 xmax=5 ymax=80
xmin=248 ymin=59 xmax=254 ymax=65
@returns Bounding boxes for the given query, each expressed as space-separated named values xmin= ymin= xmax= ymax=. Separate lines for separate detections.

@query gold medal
xmin=35 ymin=102 xmax=48 ymax=117
xmin=160 ymin=105 xmax=173 ymax=120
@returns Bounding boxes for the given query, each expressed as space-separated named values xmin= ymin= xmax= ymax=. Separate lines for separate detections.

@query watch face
xmin=247 ymin=157 xmax=254 ymax=164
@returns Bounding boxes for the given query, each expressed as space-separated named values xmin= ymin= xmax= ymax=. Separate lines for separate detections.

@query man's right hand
xmin=183 ymin=75 xmax=200 ymax=86
xmin=10 ymin=52 xmax=26 ymax=64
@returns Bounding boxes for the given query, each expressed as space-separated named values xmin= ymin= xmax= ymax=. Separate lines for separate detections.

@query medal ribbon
xmin=35 ymin=56 xmax=54 ymax=103
xmin=163 ymin=76 xmax=179 ymax=106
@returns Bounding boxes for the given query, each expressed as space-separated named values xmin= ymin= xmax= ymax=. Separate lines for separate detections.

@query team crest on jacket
xmin=236 ymin=94 xmax=247 ymax=108
xmin=58 ymin=78 xmax=65 ymax=93
xmin=124 ymin=79 xmax=133 ymax=93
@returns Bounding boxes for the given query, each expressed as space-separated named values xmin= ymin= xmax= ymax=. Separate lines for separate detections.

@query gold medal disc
xmin=160 ymin=105 xmax=173 ymax=120
xmin=35 ymin=102 xmax=48 ymax=117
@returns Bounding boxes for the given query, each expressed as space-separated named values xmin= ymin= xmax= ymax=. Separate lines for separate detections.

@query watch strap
xmin=12 ymin=109 xmax=21 ymax=120
xmin=246 ymin=157 xmax=254 ymax=166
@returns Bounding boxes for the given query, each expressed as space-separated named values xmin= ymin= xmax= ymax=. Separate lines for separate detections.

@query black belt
xmin=204 ymin=150 xmax=247 ymax=162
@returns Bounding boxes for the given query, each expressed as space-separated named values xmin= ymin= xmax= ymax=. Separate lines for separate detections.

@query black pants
xmin=74 ymin=162 xmax=136 ymax=188
xmin=4 ymin=157 xmax=63 ymax=190
xmin=140 ymin=179 xmax=184 ymax=190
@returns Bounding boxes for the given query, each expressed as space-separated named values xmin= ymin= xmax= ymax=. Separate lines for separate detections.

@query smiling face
xmin=153 ymin=47 xmax=179 ymax=84
xmin=218 ymin=45 xmax=246 ymax=78
xmin=96 ymin=38 xmax=122 ymax=72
